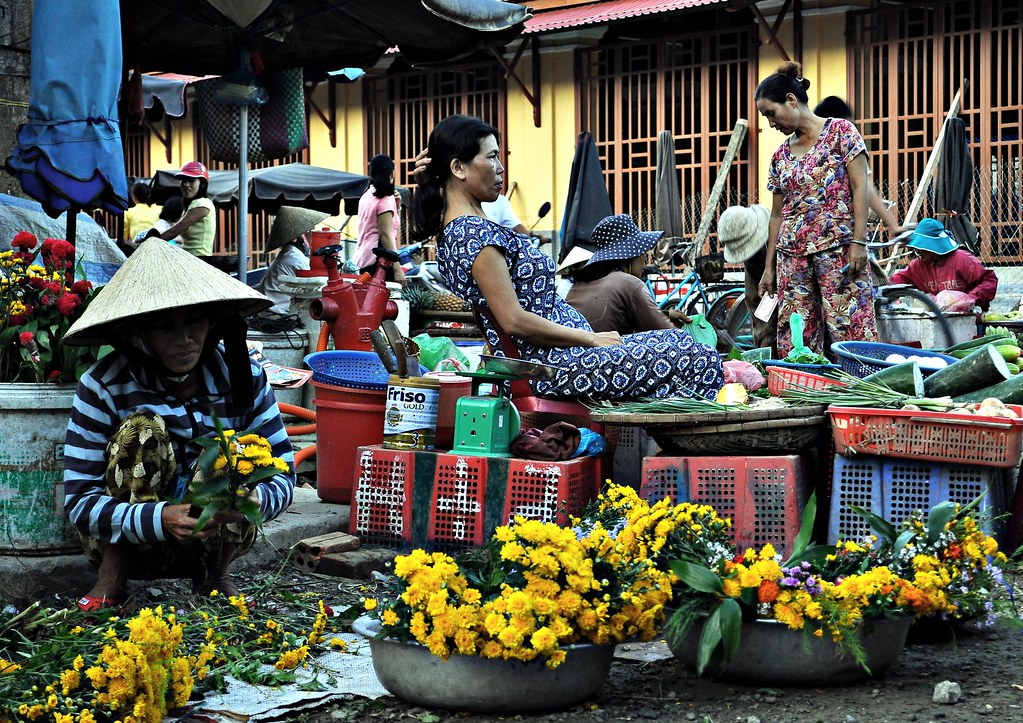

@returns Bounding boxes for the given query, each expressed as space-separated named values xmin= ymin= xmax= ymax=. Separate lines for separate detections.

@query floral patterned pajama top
xmin=437 ymin=215 xmax=723 ymax=400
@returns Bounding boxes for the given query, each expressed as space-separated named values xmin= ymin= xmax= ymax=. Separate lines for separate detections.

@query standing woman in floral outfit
xmin=755 ymin=61 xmax=878 ymax=357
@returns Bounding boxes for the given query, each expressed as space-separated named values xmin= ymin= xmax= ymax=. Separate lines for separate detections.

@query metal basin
xmin=479 ymin=354 xmax=563 ymax=380
xmin=353 ymin=615 xmax=614 ymax=712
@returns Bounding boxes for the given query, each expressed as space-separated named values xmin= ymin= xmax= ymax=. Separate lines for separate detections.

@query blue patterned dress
xmin=437 ymin=215 xmax=724 ymax=399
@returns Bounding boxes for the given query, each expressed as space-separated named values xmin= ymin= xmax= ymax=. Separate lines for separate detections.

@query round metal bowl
xmin=479 ymin=354 xmax=563 ymax=380
xmin=353 ymin=615 xmax=613 ymax=712
xmin=667 ymin=616 xmax=911 ymax=686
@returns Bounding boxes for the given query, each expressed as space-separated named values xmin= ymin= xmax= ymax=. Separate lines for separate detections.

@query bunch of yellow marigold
xmin=367 ymin=508 xmax=673 ymax=668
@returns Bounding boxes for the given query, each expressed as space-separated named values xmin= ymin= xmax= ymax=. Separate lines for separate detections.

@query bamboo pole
xmin=689 ymin=119 xmax=748 ymax=265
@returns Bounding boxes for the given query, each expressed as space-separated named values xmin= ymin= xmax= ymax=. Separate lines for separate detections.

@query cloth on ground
xmin=511 ymin=422 xmax=580 ymax=460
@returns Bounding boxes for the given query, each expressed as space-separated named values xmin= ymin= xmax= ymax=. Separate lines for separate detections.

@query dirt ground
xmin=238 ymin=563 xmax=1023 ymax=723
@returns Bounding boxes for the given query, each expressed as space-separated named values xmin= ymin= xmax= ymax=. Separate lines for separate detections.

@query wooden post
xmin=689 ymin=119 xmax=748 ymax=265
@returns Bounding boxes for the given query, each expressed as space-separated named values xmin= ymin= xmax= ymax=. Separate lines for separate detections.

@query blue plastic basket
xmin=762 ymin=359 xmax=842 ymax=375
xmin=830 ymin=341 xmax=957 ymax=379
xmin=304 ymin=350 xmax=428 ymax=390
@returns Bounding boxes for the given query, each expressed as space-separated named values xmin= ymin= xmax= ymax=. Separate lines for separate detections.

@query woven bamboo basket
xmin=590 ymin=401 xmax=828 ymax=455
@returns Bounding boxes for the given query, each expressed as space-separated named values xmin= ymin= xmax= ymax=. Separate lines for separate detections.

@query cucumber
xmin=943 ymin=330 xmax=1013 ymax=355
xmin=996 ymin=344 xmax=1022 ymax=362
xmin=855 ymin=361 xmax=924 ymax=396
xmin=1007 ymin=363 xmax=1021 ymax=375
xmin=923 ymin=344 xmax=1012 ymax=398
xmin=955 ymin=373 xmax=1023 ymax=404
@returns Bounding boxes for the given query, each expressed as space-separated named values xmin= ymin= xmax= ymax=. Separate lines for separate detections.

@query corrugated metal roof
xmin=524 ymin=0 xmax=726 ymax=34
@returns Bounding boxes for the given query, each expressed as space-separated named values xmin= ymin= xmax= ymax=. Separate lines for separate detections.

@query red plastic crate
xmin=348 ymin=447 xmax=415 ymax=546
xmin=502 ymin=457 xmax=597 ymax=526
xmin=828 ymin=405 xmax=1023 ymax=468
xmin=641 ymin=455 xmax=808 ymax=555
xmin=427 ymin=453 xmax=489 ymax=550
xmin=767 ymin=366 xmax=848 ymax=397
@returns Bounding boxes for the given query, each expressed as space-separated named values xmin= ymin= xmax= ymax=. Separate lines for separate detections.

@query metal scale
xmin=451 ymin=355 xmax=562 ymax=458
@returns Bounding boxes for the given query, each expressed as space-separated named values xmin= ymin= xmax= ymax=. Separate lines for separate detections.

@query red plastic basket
xmin=641 ymin=455 xmax=809 ymax=555
xmin=828 ymin=405 xmax=1023 ymax=468
xmin=767 ymin=367 xmax=849 ymax=397
xmin=348 ymin=447 xmax=416 ymax=546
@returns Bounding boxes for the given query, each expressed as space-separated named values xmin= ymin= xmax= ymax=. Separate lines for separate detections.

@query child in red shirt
xmin=890 ymin=217 xmax=998 ymax=311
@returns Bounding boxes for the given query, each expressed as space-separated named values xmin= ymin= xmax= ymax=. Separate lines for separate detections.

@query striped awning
xmin=524 ymin=0 xmax=727 ymax=34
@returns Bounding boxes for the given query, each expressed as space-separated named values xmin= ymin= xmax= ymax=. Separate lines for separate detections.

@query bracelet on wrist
xmin=849 ymin=239 xmax=867 ymax=246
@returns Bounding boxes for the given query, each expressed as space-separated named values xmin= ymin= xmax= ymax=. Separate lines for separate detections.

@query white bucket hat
xmin=266 ymin=206 xmax=330 ymax=252
xmin=717 ymin=205 xmax=770 ymax=263
xmin=65 ymin=240 xmax=272 ymax=346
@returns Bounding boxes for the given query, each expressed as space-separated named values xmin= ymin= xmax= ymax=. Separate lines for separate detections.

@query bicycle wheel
xmin=705 ymin=288 xmax=745 ymax=331
xmin=875 ymin=286 xmax=957 ymax=349
xmin=724 ymin=293 xmax=756 ymax=351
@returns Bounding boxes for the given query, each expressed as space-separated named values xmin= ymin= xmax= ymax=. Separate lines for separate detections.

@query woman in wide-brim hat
xmin=409 ymin=114 xmax=723 ymax=401
xmin=63 ymin=240 xmax=296 ymax=612
xmin=565 ymin=214 xmax=674 ymax=335
xmin=257 ymin=206 xmax=330 ymax=312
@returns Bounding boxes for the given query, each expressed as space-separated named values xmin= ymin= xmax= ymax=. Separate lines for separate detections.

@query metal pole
xmin=238 ymin=104 xmax=249 ymax=282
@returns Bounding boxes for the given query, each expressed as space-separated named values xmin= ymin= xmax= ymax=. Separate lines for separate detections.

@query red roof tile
xmin=524 ymin=0 xmax=726 ymax=34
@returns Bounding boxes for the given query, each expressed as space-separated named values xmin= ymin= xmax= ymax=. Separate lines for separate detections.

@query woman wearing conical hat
xmin=257 ymin=206 xmax=329 ymax=313
xmin=62 ymin=240 xmax=295 ymax=612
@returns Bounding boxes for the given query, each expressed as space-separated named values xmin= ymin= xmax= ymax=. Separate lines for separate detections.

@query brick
xmin=309 ymin=547 xmax=398 ymax=579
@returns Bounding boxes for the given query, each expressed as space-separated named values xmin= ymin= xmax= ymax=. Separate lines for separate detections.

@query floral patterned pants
xmin=78 ymin=412 xmax=256 ymax=578
xmin=775 ymin=245 xmax=878 ymax=358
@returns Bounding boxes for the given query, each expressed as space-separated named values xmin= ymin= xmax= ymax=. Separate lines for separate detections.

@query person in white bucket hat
xmin=62 ymin=240 xmax=295 ymax=613
xmin=566 ymin=214 xmax=674 ymax=334
xmin=717 ymin=204 xmax=777 ymax=353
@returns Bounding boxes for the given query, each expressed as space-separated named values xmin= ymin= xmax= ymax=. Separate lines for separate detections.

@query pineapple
xmin=434 ymin=291 xmax=470 ymax=312
xmin=403 ymin=285 xmax=435 ymax=311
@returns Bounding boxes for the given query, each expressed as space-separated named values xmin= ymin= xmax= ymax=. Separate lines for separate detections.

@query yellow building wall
xmin=755 ymin=12 xmax=849 ymax=206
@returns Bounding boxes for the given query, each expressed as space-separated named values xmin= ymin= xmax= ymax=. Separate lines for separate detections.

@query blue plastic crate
xmin=827 ymin=453 xmax=1009 ymax=544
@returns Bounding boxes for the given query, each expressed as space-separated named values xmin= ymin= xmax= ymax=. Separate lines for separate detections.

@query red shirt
xmin=889 ymin=250 xmax=998 ymax=310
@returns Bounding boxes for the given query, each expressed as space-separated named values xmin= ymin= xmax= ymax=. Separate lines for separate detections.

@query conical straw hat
xmin=266 ymin=206 xmax=330 ymax=252
xmin=64 ymin=240 xmax=273 ymax=346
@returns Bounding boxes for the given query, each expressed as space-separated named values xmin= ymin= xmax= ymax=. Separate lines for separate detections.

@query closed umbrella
xmin=5 ymin=0 xmax=129 ymax=238
xmin=559 ymin=131 xmax=613 ymax=260
xmin=933 ymin=116 xmax=979 ymax=254
xmin=654 ymin=129 xmax=684 ymax=262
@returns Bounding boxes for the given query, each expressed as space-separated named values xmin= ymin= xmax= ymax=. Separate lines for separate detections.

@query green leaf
xmin=893 ymin=530 xmax=915 ymax=557
xmin=192 ymin=500 xmax=224 ymax=533
xmin=669 ymin=560 xmax=723 ymax=594
xmin=849 ymin=505 xmax=896 ymax=543
xmin=696 ymin=607 xmax=724 ymax=676
xmin=717 ymin=597 xmax=742 ymax=663
xmin=785 ymin=544 xmax=837 ymax=569
xmin=782 ymin=493 xmax=817 ymax=566
xmin=925 ymin=501 xmax=958 ymax=545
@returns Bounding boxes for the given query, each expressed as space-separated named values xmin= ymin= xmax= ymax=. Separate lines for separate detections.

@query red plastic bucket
xmin=424 ymin=371 xmax=472 ymax=451
xmin=311 ymin=379 xmax=385 ymax=503
xmin=299 ymin=230 xmax=341 ymax=277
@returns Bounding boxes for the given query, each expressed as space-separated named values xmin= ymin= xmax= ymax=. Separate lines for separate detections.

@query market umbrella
xmin=933 ymin=116 xmax=979 ymax=255
xmin=5 ymin=0 xmax=129 ymax=237
xmin=119 ymin=0 xmax=531 ymax=75
xmin=654 ymin=129 xmax=684 ymax=263
xmin=559 ymin=131 xmax=613 ymax=261
xmin=150 ymin=162 xmax=376 ymax=215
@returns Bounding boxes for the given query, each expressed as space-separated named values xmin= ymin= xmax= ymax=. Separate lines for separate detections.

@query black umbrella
xmin=559 ymin=131 xmax=613 ymax=260
xmin=933 ymin=116 xmax=979 ymax=254
xmin=5 ymin=0 xmax=129 ymax=239
xmin=150 ymin=162 xmax=374 ymax=215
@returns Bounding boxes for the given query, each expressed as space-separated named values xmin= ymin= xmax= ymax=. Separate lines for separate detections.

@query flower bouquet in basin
xmin=0 ymin=231 xmax=99 ymax=383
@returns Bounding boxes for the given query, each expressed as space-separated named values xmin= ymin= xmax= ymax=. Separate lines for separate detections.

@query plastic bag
xmin=681 ymin=314 xmax=718 ymax=349
xmin=722 ymin=360 xmax=765 ymax=392
xmin=934 ymin=289 xmax=975 ymax=313
xmin=411 ymin=334 xmax=470 ymax=371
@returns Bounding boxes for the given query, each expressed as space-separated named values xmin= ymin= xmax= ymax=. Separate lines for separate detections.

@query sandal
xmin=77 ymin=595 xmax=127 ymax=617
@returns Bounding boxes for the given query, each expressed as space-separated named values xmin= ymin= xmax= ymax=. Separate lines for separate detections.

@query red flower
xmin=11 ymin=231 xmax=37 ymax=251
xmin=41 ymin=238 xmax=75 ymax=269
xmin=18 ymin=331 xmax=35 ymax=347
xmin=56 ymin=293 xmax=82 ymax=317
xmin=70 ymin=280 xmax=93 ymax=296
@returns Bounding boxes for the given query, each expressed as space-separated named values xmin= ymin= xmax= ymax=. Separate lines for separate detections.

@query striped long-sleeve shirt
xmin=63 ymin=347 xmax=295 ymax=545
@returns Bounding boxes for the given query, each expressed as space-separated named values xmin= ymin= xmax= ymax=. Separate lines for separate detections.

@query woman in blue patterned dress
xmin=410 ymin=115 xmax=722 ymax=400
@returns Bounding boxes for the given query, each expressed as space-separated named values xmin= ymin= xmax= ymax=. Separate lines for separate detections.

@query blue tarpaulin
xmin=5 ymin=0 xmax=129 ymax=218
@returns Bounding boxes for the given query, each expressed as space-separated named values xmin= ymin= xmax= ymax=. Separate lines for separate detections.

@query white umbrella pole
xmin=238 ymin=104 xmax=249 ymax=282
